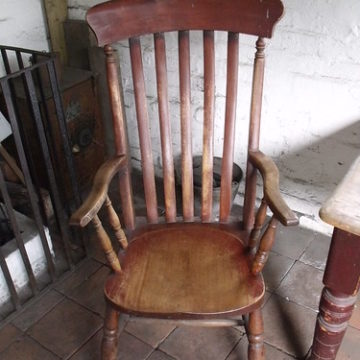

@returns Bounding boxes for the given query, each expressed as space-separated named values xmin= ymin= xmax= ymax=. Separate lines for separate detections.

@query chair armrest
xmin=249 ymin=150 xmax=298 ymax=226
xmin=70 ymin=155 xmax=127 ymax=227
xmin=320 ymin=155 xmax=360 ymax=236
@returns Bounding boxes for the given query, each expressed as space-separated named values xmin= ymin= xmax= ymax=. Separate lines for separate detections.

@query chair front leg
xmin=102 ymin=304 xmax=120 ymax=360
xmin=248 ymin=309 xmax=265 ymax=360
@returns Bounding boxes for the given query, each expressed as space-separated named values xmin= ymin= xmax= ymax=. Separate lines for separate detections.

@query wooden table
xmin=310 ymin=155 xmax=360 ymax=360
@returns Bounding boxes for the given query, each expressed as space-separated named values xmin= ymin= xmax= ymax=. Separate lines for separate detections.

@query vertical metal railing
xmin=0 ymin=46 xmax=84 ymax=318
xmin=0 ymin=165 xmax=38 ymax=295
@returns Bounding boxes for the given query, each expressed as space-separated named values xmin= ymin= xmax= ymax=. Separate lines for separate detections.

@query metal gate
xmin=0 ymin=46 xmax=85 ymax=320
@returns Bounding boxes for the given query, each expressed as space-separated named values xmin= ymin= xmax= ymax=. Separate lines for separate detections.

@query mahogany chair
xmin=70 ymin=1 xmax=298 ymax=359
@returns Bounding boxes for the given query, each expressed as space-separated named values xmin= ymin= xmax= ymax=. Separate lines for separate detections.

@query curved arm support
xmin=248 ymin=150 xmax=298 ymax=227
xmin=70 ymin=155 xmax=127 ymax=227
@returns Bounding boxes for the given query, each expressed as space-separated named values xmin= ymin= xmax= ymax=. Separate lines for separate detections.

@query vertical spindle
xmin=243 ymin=37 xmax=266 ymax=231
xmin=202 ymin=30 xmax=215 ymax=222
xmin=129 ymin=37 xmax=159 ymax=223
xmin=154 ymin=32 xmax=177 ymax=222
xmin=92 ymin=215 xmax=122 ymax=272
xmin=220 ymin=32 xmax=239 ymax=222
xmin=104 ymin=196 xmax=128 ymax=249
xmin=179 ymin=30 xmax=194 ymax=221
xmin=248 ymin=198 xmax=268 ymax=250
xmin=252 ymin=216 xmax=278 ymax=275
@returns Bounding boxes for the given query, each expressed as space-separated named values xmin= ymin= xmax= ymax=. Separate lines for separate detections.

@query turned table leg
xmin=310 ymin=228 xmax=360 ymax=360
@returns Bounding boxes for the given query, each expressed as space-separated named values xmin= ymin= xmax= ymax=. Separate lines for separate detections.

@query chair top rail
xmin=87 ymin=0 xmax=284 ymax=46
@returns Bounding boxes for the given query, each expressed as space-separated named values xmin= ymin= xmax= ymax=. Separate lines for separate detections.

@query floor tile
xmin=336 ymin=326 xmax=360 ymax=360
xmin=28 ymin=298 xmax=103 ymax=359
xmin=263 ymin=291 xmax=272 ymax=306
xmin=148 ymin=350 xmax=176 ymax=360
xmin=275 ymin=261 xmax=323 ymax=310
xmin=262 ymin=294 xmax=317 ymax=358
xmin=70 ymin=329 xmax=102 ymax=360
xmin=0 ymin=335 xmax=59 ymax=360
xmin=55 ymin=258 xmax=102 ymax=295
xmin=0 ymin=299 xmax=15 ymax=321
xmin=61 ymin=311 xmax=128 ymax=359
xmin=125 ymin=320 xmax=175 ymax=347
xmin=118 ymin=331 xmax=153 ymax=360
xmin=88 ymin=232 xmax=107 ymax=264
xmin=12 ymin=290 xmax=64 ymax=331
xmin=68 ymin=266 xmax=110 ymax=317
xmin=349 ymin=295 xmax=360 ymax=330
xmin=299 ymin=233 xmax=331 ymax=270
xmin=226 ymin=336 xmax=295 ymax=359
xmin=262 ymin=252 xmax=295 ymax=291
xmin=264 ymin=344 xmax=296 ymax=359
xmin=272 ymin=225 xmax=314 ymax=260
xmin=0 ymin=323 xmax=23 ymax=353
xmin=160 ymin=326 xmax=242 ymax=360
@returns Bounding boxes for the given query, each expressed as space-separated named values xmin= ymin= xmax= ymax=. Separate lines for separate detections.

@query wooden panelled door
xmin=70 ymin=1 xmax=299 ymax=359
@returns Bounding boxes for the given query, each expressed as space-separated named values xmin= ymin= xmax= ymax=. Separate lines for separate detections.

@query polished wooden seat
xmin=105 ymin=223 xmax=264 ymax=318
xmin=69 ymin=1 xmax=299 ymax=359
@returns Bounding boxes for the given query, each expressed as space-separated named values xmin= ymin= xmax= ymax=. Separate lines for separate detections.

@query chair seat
xmin=104 ymin=223 xmax=265 ymax=319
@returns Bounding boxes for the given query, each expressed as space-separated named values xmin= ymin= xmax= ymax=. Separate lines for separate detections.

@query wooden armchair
xmin=70 ymin=1 xmax=298 ymax=359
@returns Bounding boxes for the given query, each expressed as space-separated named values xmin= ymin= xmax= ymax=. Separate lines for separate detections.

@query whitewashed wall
xmin=0 ymin=0 xmax=49 ymax=76
xmin=68 ymin=0 xmax=360 ymax=232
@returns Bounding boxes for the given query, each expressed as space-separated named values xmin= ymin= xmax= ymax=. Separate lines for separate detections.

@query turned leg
xmin=248 ymin=309 xmax=265 ymax=360
xmin=102 ymin=304 xmax=120 ymax=360
xmin=310 ymin=228 xmax=360 ymax=360
xmin=311 ymin=289 xmax=357 ymax=360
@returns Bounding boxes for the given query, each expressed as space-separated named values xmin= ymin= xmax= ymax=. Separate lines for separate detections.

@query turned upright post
xmin=92 ymin=215 xmax=122 ymax=272
xmin=105 ymin=45 xmax=135 ymax=230
xmin=243 ymin=37 xmax=266 ymax=231
xmin=248 ymin=198 xmax=268 ymax=250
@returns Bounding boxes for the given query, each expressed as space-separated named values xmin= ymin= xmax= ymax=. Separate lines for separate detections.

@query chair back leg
xmin=248 ymin=309 xmax=265 ymax=360
xmin=102 ymin=304 xmax=120 ymax=360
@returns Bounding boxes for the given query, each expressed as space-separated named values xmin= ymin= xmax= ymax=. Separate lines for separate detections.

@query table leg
xmin=310 ymin=228 xmax=360 ymax=360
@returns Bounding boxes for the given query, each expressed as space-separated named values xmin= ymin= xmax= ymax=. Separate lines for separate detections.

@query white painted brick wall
xmin=67 ymin=0 xmax=360 ymax=232
xmin=0 ymin=0 xmax=49 ymax=76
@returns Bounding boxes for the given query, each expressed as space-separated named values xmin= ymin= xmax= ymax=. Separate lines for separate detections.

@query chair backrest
xmin=87 ymin=0 xmax=284 ymax=230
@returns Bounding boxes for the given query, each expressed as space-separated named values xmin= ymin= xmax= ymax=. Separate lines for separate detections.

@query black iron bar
xmin=24 ymin=71 xmax=74 ymax=269
xmin=0 ymin=45 xmax=50 ymax=57
xmin=32 ymin=54 xmax=66 ymax=205
xmin=0 ymin=250 xmax=20 ymax=310
xmin=15 ymin=51 xmax=24 ymax=70
xmin=1 ymin=59 xmax=49 ymax=80
xmin=14 ymin=72 xmax=50 ymax=228
xmin=46 ymin=60 xmax=82 ymax=208
xmin=0 ymin=49 xmax=11 ymax=74
xmin=0 ymin=164 xmax=39 ymax=294
xmin=46 ymin=60 xmax=87 ymax=253
xmin=0 ymin=224 xmax=21 ymax=310
xmin=32 ymin=54 xmax=56 ymax=149
xmin=0 ymin=78 xmax=56 ymax=281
